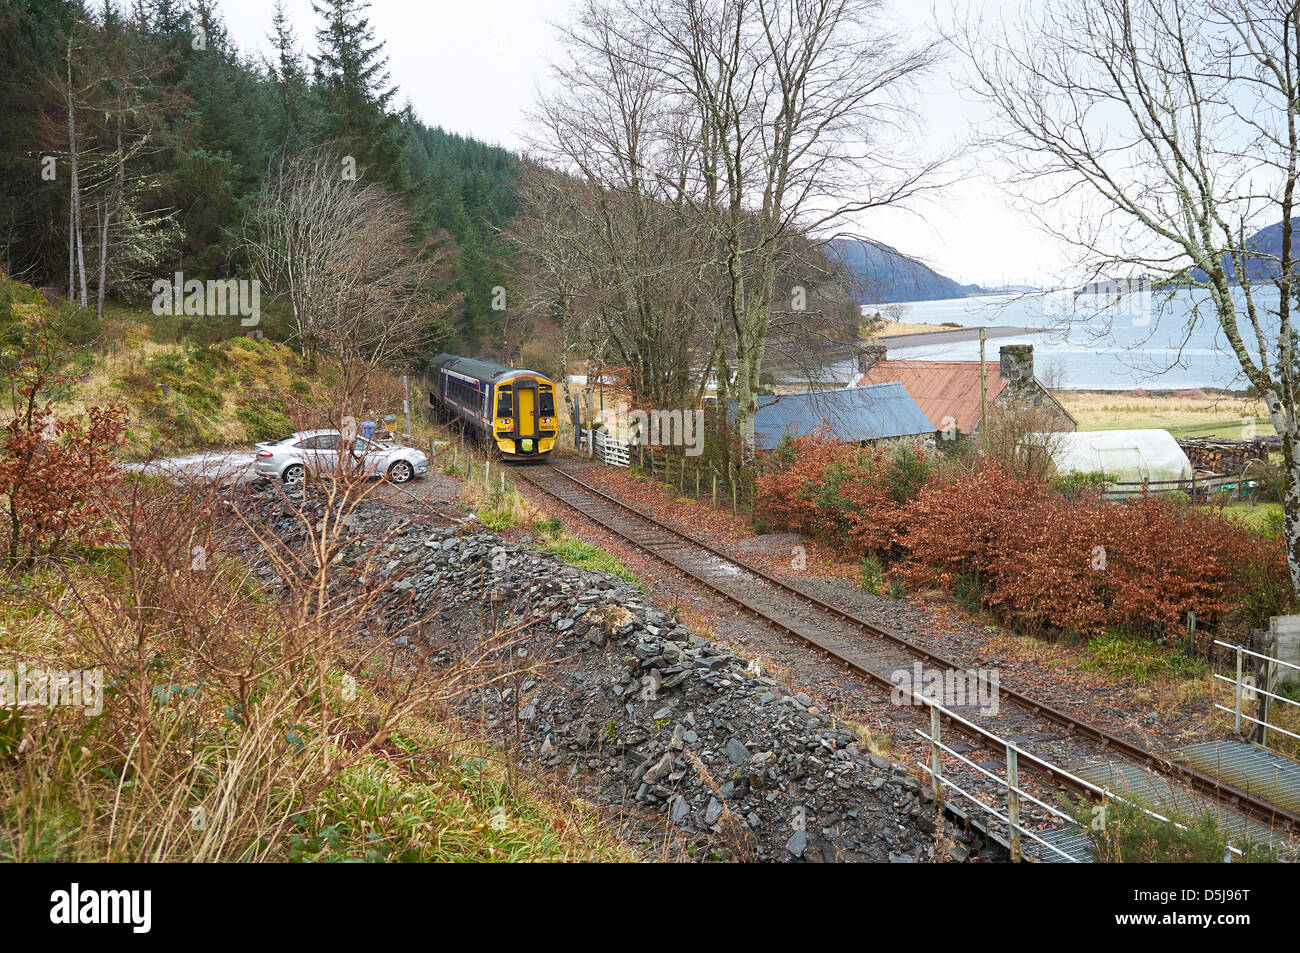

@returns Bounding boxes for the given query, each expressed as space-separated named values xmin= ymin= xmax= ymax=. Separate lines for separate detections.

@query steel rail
xmin=514 ymin=461 xmax=1300 ymax=834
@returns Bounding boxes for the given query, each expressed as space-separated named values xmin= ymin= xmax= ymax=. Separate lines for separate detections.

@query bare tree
xmin=244 ymin=147 xmax=449 ymax=368
xmin=41 ymin=15 xmax=179 ymax=316
xmin=518 ymin=5 xmax=718 ymax=411
xmin=43 ymin=20 xmax=98 ymax=308
xmin=532 ymin=0 xmax=942 ymax=480
xmin=958 ymin=0 xmax=1300 ymax=594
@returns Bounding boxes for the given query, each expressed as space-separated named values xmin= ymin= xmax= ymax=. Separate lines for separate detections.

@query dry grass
xmin=37 ymin=296 xmax=428 ymax=461
xmin=843 ymin=715 xmax=894 ymax=759
xmin=0 ymin=449 xmax=634 ymax=863
xmin=862 ymin=320 xmax=963 ymax=338
xmin=1058 ymin=390 xmax=1274 ymax=437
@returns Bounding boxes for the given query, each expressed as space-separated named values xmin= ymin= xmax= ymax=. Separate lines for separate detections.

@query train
xmin=424 ymin=354 xmax=559 ymax=460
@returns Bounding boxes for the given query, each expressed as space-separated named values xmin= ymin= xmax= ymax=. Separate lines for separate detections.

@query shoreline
xmin=871 ymin=325 xmax=1046 ymax=349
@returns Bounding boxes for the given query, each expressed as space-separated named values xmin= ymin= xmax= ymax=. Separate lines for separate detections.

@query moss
xmin=235 ymin=405 xmax=293 ymax=441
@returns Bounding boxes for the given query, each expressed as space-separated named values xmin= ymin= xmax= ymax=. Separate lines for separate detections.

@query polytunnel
xmin=1034 ymin=429 xmax=1194 ymax=484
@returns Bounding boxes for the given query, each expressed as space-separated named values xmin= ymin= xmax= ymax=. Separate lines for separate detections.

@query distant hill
xmin=827 ymin=238 xmax=982 ymax=304
xmin=1190 ymin=217 xmax=1299 ymax=283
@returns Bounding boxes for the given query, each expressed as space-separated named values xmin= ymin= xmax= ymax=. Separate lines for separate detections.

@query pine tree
xmin=269 ymin=0 xmax=305 ymax=145
xmin=309 ymin=0 xmax=402 ymax=185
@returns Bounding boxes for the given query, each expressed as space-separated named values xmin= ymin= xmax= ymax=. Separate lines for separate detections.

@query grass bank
xmin=2 ymin=274 xmax=424 ymax=460
xmin=458 ymin=462 xmax=640 ymax=586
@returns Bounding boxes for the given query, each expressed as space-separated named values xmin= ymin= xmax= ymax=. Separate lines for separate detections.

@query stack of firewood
xmin=1177 ymin=438 xmax=1271 ymax=474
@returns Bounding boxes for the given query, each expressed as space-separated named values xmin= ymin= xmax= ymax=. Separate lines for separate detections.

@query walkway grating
xmin=1176 ymin=740 xmax=1300 ymax=817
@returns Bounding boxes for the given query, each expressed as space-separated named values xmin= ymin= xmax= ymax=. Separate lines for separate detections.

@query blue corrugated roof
xmin=728 ymin=382 xmax=934 ymax=450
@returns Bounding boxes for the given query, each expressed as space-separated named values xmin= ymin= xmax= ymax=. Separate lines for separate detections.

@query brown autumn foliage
xmin=755 ymin=432 xmax=931 ymax=558
xmin=0 ymin=346 xmax=126 ymax=570
xmin=758 ymin=437 xmax=1292 ymax=637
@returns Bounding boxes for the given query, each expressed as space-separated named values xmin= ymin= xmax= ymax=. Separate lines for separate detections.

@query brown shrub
xmin=0 ymin=344 xmax=126 ymax=570
xmin=760 ymin=437 xmax=1292 ymax=637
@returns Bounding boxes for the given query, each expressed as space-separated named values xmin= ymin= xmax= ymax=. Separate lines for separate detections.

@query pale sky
xmin=216 ymin=0 xmax=1061 ymax=286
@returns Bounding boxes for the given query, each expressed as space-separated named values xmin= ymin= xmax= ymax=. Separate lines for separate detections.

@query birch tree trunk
xmin=959 ymin=0 xmax=1300 ymax=599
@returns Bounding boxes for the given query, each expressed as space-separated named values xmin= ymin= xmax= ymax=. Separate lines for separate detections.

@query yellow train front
xmin=425 ymin=354 xmax=558 ymax=460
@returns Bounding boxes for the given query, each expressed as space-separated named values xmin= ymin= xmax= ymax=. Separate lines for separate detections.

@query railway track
xmin=513 ymin=459 xmax=1300 ymax=850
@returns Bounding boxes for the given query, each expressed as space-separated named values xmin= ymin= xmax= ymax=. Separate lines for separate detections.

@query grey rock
xmin=786 ymin=829 xmax=808 ymax=857
xmin=704 ymin=797 xmax=724 ymax=825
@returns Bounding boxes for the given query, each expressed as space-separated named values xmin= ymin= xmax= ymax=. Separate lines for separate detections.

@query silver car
xmin=253 ymin=429 xmax=429 ymax=487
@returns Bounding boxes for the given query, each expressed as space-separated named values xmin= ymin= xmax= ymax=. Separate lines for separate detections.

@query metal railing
xmin=1213 ymin=639 xmax=1300 ymax=744
xmin=913 ymin=696 xmax=1242 ymax=863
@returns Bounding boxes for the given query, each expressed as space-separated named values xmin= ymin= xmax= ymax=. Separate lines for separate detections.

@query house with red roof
xmin=847 ymin=343 xmax=1076 ymax=437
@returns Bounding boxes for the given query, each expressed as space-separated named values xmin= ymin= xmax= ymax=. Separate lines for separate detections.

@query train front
xmin=494 ymin=373 xmax=558 ymax=459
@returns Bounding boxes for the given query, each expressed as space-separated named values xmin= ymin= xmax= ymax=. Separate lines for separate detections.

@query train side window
xmin=540 ymin=391 xmax=555 ymax=416
xmin=497 ymin=387 xmax=513 ymax=417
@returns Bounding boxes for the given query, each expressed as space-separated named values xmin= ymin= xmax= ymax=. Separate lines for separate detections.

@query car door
xmin=517 ymin=384 xmax=536 ymax=437
xmin=300 ymin=433 xmax=341 ymax=475
xmin=350 ymin=436 xmax=386 ymax=475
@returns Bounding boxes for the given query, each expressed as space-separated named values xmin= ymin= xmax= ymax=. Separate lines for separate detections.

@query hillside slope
xmin=1188 ymin=217 xmax=1300 ymax=284
xmin=827 ymin=238 xmax=981 ymax=304
xmin=1 ymin=274 xmax=419 ymax=460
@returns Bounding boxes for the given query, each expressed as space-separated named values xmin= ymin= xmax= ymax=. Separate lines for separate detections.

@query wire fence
xmin=1100 ymin=473 xmax=1267 ymax=503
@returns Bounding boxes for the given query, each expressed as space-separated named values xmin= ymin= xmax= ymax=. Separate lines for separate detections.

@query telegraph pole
xmin=979 ymin=328 xmax=987 ymax=451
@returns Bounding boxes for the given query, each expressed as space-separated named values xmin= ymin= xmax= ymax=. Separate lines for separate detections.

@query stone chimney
xmin=857 ymin=342 xmax=887 ymax=374
xmin=999 ymin=344 xmax=1034 ymax=388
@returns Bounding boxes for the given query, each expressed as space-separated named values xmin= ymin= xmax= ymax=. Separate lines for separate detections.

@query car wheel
xmin=387 ymin=460 xmax=414 ymax=484
xmin=282 ymin=463 xmax=305 ymax=488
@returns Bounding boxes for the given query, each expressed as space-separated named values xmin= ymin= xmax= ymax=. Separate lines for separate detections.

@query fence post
xmin=452 ymin=445 xmax=457 ymax=471
xmin=731 ymin=480 xmax=737 ymax=518
xmin=712 ymin=472 xmax=717 ymax=506
xmin=466 ymin=455 xmax=472 ymax=480
xmin=485 ymin=459 xmax=490 ymax=490
xmin=1185 ymin=610 xmax=1196 ymax=657
xmin=1006 ymin=745 xmax=1022 ymax=863
xmin=1257 ymin=650 xmax=1276 ymax=746
xmin=695 ymin=468 xmax=700 ymax=498
xmin=1234 ymin=644 xmax=1244 ymax=735
xmin=929 ymin=704 xmax=943 ymax=802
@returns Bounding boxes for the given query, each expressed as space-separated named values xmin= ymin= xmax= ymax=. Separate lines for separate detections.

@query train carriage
xmin=424 ymin=354 xmax=558 ymax=460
